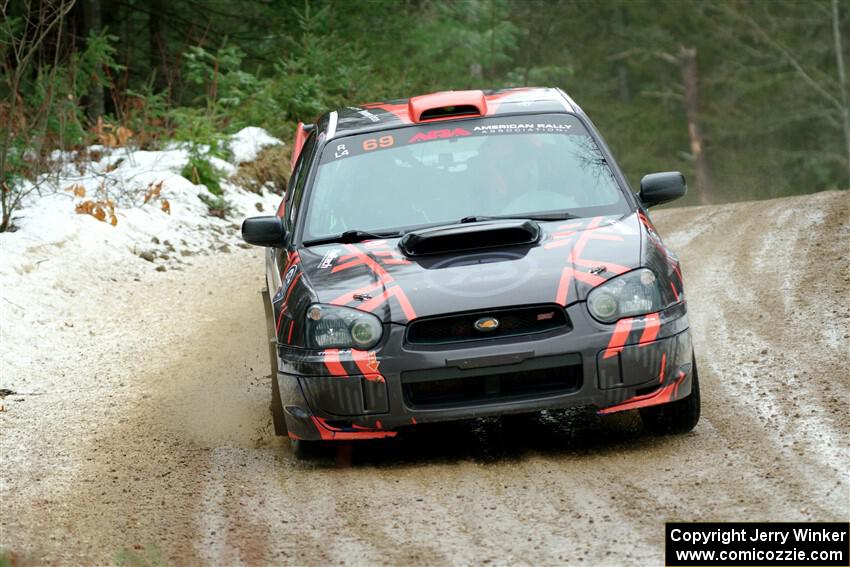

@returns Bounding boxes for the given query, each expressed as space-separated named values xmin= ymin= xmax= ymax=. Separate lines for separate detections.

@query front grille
xmin=406 ymin=304 xmax=569 ymax=345
xmin=402 ymin=355 xmax=582 ymax=409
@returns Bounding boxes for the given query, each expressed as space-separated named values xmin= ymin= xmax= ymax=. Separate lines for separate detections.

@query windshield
xmin=303 ymin=114 xmax=629 ymax=241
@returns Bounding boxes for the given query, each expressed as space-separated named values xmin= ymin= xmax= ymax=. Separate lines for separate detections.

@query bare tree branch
xmin=832 ymin=0 xmax=850 ymax=182
xmin=0 ymin=0 xmax=76 ymax=231
xmin=725 ymin=3 xmax=843 ymax=113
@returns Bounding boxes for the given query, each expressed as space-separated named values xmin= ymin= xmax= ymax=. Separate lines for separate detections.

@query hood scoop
xmin=399 ymin=220 xmax=541 ymax=257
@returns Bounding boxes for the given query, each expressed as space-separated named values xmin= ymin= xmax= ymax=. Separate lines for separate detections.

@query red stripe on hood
xmin=357 ymin=286 xmax=417 ymax=320
xmin=556 ymin=267 xmax=574 ymax=306
xmin=571 ymin=257 xmax=630 ymax=275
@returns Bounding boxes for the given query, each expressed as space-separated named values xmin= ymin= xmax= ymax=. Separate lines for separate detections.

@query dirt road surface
xmin=2 ymin=191 xmax=848 ymax=565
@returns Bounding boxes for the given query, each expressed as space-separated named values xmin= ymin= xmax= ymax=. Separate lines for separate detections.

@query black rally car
xmin=242 ymin=88 xmax=700 ymax=452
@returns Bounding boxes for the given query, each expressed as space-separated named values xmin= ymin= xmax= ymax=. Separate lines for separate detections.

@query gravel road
xmin=2 ymin=190 xmax=848 ymax=565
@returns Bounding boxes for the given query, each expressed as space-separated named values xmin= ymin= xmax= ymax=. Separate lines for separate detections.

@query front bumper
xmin=277 ymin=302 xmax=694 ymax=441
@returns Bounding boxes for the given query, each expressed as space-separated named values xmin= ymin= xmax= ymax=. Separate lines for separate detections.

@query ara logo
xmin=283 ymin=264 xmax=298 ymax=289
xmin=408 ymin=128 xmax=472 ymax=143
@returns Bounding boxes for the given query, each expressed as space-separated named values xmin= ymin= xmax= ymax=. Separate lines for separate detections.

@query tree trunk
xmin=488 ymin=0 xmax=497 ymax=79
xmin=831 ymin=0 xmax=850 ymax=187
xmin=679 ymin=46 xmax=711 ymax=204
xmin=83 ymin=0 xmax=103 ymax=121
xmin=614 ymin=4 xmax=630 ymax=103
xmin=149 ymin=0 xmax=168 ymax=93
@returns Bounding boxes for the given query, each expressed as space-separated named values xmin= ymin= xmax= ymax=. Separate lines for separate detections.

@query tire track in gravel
xmin=2 ymin=249 xmax=275 ymax=564
xmin=652 ymin=191 xmax=849 ymax=516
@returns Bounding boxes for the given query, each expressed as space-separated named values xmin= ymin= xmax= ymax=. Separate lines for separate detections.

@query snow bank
xmin=228 ymin=127 xmax=283 ymax=164
xmin=0 ymin=129 xmax=283 ymax=391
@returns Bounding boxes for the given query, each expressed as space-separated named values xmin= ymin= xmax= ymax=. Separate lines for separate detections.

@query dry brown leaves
xmin=143 ymin=180 xmax=170 ymax=215
xmin=65 ymin=176 xmax=171 ymax=229
xmin=93 ymin=116 xmax=134 ymax=148
xmin=66 ymin=183 xmax=86 ymax=197
xmin=66 ymin=183 xmax=117 ymax=226
xmin=75 ymin=199 xmax=118 ymax=226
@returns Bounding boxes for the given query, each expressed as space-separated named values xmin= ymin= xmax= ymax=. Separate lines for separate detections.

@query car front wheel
xmin=262 ymin=287 xmax=287 ymax=437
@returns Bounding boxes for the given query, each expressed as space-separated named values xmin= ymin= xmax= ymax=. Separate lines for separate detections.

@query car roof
xmin=324 ymin=87 xmax=581 ymax=138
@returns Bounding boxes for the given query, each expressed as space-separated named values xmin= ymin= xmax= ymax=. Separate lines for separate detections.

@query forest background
xmin=2 ymin=0 xmax=848 ymax=231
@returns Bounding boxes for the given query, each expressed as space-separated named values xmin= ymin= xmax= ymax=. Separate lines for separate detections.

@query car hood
xmin=296 ymin=214 xmax=644 ymax=324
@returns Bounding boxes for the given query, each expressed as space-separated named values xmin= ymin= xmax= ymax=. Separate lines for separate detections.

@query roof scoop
xmin=399 ymin=220 xmax=541 ymax=257
xmin=408 ymin=90 xmax=487 ymax=122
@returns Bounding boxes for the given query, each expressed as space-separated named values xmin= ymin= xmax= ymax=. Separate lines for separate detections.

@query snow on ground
xmin=0 ymin=128 xmax=283 ymax=393
xmin=228 ymin=126 xmax=282 ymax=164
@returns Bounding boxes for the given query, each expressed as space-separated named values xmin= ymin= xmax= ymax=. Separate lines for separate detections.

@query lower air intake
xmin=403 ymin=362 xmax=582 ymax=409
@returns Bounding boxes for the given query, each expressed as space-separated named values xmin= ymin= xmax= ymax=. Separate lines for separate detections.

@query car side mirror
xmin=639 ymin=171 xmax=687 ymax=207
xmin=241 ymin=215 xmax=287 ymax=247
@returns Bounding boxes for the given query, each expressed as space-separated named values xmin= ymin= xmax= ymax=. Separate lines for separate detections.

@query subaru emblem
xmin=474 ymin=317 xmax=500 ymax=332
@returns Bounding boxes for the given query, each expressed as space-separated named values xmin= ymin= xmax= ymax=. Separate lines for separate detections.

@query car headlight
xmin=305 ymin=304 xmax=383 ymax=350
xmin=587 ymin=268 xmax=666 ymax=323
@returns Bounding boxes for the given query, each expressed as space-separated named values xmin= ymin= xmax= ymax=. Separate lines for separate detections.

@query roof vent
xmin=408 ymin=90 xmax=487 ymax=122
xmin=419 ymin=105 xmax=480 ymax=121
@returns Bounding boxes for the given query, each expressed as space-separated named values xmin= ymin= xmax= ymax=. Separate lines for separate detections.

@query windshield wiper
xmin=459 ymin=212 xmax=579 ymax=224
xmin=303 ymin=229 xmax=403 ymax=247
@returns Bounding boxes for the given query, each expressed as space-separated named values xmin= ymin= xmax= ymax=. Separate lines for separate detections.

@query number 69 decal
xmin=362 ymin=135 xmax=394 ymax=151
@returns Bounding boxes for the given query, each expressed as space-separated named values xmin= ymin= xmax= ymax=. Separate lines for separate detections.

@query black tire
xmin=640 ymin=355 xmax=701 ymax=434
xmin=270 ymin=368 xmax=287 ymax=436
xmin=262 ymin=287 xmax=287 ymax=437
